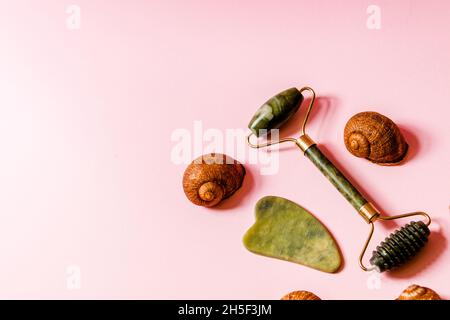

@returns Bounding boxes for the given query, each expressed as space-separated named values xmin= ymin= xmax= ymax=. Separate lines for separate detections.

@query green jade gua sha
xmin=243 ymin=196 xmax=341 ymax=273
xmin=246 ymin=87 xmax=432 ymax=272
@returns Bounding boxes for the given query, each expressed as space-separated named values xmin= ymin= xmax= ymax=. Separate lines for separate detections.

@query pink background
xmin=0 ymin=0 xmax=449 ymax=299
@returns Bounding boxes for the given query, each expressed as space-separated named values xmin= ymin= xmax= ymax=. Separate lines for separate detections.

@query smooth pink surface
xmin=0 ymin=0 xmax=449 ymax=299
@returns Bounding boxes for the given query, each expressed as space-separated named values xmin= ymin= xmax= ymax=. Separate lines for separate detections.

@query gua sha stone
xmin=243 ymin=196 xmax=341 ymax=273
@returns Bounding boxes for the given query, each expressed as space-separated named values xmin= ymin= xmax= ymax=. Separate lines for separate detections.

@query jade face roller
xmin=247 ymin=87 xmax=431 ymax=272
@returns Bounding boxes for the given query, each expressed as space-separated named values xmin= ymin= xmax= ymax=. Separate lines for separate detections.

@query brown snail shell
xmin=396 ymin=284 xmax=441 ymax=300
xmin=182 ymin=153 xmax=245 ymax=207
xmin=344 ymin=111 xmax=408 ymax=165
xmin=281 ymin=291 xmax=321 ymax=300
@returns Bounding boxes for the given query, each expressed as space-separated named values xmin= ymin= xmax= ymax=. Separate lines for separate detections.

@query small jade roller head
xmin=248 ymin=87 xmax=304 ymax=137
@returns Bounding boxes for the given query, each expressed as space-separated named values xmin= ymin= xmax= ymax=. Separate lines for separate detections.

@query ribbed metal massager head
xmin=370 ymin=221 xmax=430 ymax=272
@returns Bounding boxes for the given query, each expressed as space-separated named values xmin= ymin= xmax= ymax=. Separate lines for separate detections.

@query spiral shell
xmin=397 ymin=284 xmax=441 ymax=300
xmin=344 ymin=112 xmax=408 ymax=165
xmin=182 ymin=153 xmax=245 ymax=207
xmin=281 ymin=290 xmax=321 ymax=300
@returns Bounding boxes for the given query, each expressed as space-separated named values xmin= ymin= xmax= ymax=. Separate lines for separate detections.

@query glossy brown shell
xmin=182 ymin=153 xmax=245 ymax=207
xmin=281 ymin=290 xmax=321 ymax=300
xmin=344 ymin=112 xmax=408 ymax=165
xmin=396 ymin=284 xmax=441 ymax=300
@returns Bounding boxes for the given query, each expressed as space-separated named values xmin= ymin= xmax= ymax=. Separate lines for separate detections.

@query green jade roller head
xmin=247 ymin=87 xmax=432 ymax=272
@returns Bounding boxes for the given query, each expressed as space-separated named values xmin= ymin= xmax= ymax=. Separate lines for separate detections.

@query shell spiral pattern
xmin=397 ymin=284 xmax=441 ymax=300
xmin=344 ymin=112 xmax=408 ymax=165
xmin=182 ymin=153 xmax=245 ymax=207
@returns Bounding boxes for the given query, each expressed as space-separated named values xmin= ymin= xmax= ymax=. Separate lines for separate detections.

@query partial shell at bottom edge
xmin=281 ymin=291 xmax=321 ymax=300
xmin=396 ymin=284 xmax=441 ymax=300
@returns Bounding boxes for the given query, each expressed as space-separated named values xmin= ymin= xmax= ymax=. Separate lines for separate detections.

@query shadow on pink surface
xmin=397 ymin=124 xmax=432 ymax=164
xmin=398 ymin=126 xmax=421 ymax=163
